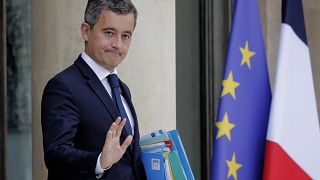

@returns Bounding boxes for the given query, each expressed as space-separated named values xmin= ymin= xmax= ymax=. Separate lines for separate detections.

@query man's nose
xmin=111 ymin=36 xmax=122 ymax=48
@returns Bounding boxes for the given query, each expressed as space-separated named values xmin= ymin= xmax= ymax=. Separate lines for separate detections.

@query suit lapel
xmin=75 ymin=56 xmax=131 ymax=138
xmin=74 ymin=56 xmax=118 ymax=120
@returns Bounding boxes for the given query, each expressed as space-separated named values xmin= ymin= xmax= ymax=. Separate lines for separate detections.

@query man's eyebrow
xmin=102 ymin=28 xmax=132 ymax=35
xmin=102 ymin=27 xmax=116 ymax=31
xmin=123 ymin=31 xmax=132 ymax=35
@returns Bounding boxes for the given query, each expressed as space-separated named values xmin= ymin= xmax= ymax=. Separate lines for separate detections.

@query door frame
xmin=199 ymin=0 xmax=233 ymax=179
xmin=0 ymin=0 xmax=7 ymax=179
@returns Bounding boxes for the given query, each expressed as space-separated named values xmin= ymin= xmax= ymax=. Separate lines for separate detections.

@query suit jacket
xmin=41 ymin=55 xmax=146 ymax=180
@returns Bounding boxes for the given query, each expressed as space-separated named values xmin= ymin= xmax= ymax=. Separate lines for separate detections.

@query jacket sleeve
xmin=41 ymin=77 xmax=100 ymax=176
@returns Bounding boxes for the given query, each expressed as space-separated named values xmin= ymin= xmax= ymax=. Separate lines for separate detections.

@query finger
xmin=101 ymin=130 xmax=114 ymax=168
xmin=109 ymin=117 xmax=121 ymax=138
xmin=117 ymin=118 xmax=128 ymax=134
xmin=109 ymin=121 xmax=116 ymax=131
xmin=115 ymin=117 xmax=121 ymax=125
xmin=120 ymin=135 xmax=133 ymax=152
xmin=115 ymin=119 xmax=125 ymax=137
xmin=116 ymin=118 xmax=127 ymax=138
xmin=105 ymin=128 xmax=113 ymax=145
xmin=109 ymin=122 xmax=117 ymax=138
xmin=112 ymin=117 xmax=121 ymax=135
xmin=112 ymin=126 xmax=116 ymax=138
xmin=119 ymin=118 xmax=126 ymax=128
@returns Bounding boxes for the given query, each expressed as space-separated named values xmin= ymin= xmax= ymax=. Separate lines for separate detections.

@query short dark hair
xmin=84 ymin=0 xmax=138 ymax=28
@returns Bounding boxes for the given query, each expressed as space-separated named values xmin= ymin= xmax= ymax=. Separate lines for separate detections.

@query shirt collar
xmin=81 ymin=51 xmax=117 ymax=81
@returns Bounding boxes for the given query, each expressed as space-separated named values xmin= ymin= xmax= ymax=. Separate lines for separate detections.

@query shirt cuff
xmin=95 ymin=153 xmax=112 ymax=179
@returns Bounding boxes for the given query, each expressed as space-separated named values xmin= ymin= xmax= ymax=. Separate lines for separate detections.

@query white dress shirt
xmin=81 ymin=52 xmax=135 ymax=177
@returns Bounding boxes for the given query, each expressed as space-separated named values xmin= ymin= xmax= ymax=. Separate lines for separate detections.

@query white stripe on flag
xmin=266 ymin=23 xmax=320 ymax=179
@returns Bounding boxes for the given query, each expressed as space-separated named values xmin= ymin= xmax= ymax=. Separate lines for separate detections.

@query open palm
xmin=100 ymin=117 xmax=133 ymax=169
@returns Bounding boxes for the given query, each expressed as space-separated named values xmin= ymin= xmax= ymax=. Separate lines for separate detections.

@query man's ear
xmin=81 ymin=22 xmax=90 ymax=41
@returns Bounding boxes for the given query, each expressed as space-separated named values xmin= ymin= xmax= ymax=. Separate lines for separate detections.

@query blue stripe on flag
xmin=282 ymin=0 xmax=307 ymax=44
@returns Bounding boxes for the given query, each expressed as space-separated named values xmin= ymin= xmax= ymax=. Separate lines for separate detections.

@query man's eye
xmin=122 ymin=34 xmax=131 ymax=39
xmin=105 ymin=31 xmax=113 ymax=36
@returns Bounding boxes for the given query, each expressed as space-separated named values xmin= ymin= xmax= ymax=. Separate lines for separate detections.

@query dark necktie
xmin=107 ymin=74 xmax=132 ymax=135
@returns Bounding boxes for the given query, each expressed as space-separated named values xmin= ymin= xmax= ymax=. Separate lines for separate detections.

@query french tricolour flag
xmin=263 ymin=0 xmax=320 ymax=179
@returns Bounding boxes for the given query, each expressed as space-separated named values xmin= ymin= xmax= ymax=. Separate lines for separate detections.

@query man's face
xmin=81 ymin=10 xmax=135 ymax=72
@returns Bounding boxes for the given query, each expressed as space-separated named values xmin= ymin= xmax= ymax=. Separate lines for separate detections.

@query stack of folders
xmin=140 ymin=129 xmax=195 ymax=180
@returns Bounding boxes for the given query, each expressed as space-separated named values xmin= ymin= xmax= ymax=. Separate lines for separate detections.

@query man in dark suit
xmin=41 ymin=0 xmax=146 ymax=179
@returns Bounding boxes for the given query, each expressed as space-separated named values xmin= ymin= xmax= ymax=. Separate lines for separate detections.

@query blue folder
xmin=141 ymin=152 xmax=166 ymax=180
xmin=140 ymin=129 xmax=194 ymax=180
xmin=167 ymin=130 xmax=195 ymax=180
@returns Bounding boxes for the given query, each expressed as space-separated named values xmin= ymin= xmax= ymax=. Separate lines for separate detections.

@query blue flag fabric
xmin=211 ymin=0 xmax=271 ymax=179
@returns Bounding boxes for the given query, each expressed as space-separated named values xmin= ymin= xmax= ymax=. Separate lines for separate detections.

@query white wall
xmin=119 ymin=0 xmax=176 ymax=135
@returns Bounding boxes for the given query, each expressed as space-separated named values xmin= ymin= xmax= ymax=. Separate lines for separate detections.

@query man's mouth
xmin=106 ymin=50 xmax=121 ymax=56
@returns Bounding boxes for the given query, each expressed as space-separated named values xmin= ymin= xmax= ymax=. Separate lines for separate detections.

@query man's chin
xmin=103 ymin=62 xmax=122 ymax=71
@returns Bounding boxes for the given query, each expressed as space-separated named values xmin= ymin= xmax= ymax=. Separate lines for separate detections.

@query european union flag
xmin=211 ymin=0 xmax=271 ymax=179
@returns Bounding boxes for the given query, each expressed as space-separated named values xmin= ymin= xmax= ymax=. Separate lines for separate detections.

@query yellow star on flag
xmin=215 ymin=113 xmax=235 ymax=141
xmin=240 ymin=40 xmax=256 ymax=69
xmin=226 ymin=153 xmax=242 ymax=180
xmin=221 ymin=71 xmax=240 ymax=100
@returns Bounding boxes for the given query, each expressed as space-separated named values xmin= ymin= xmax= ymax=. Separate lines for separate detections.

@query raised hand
xmin=100 ymin=117 xmax=133 ymax=169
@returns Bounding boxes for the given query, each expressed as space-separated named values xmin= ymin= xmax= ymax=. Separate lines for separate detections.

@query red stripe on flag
xmin=263 ymin=140 xmax=312 ymax=180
